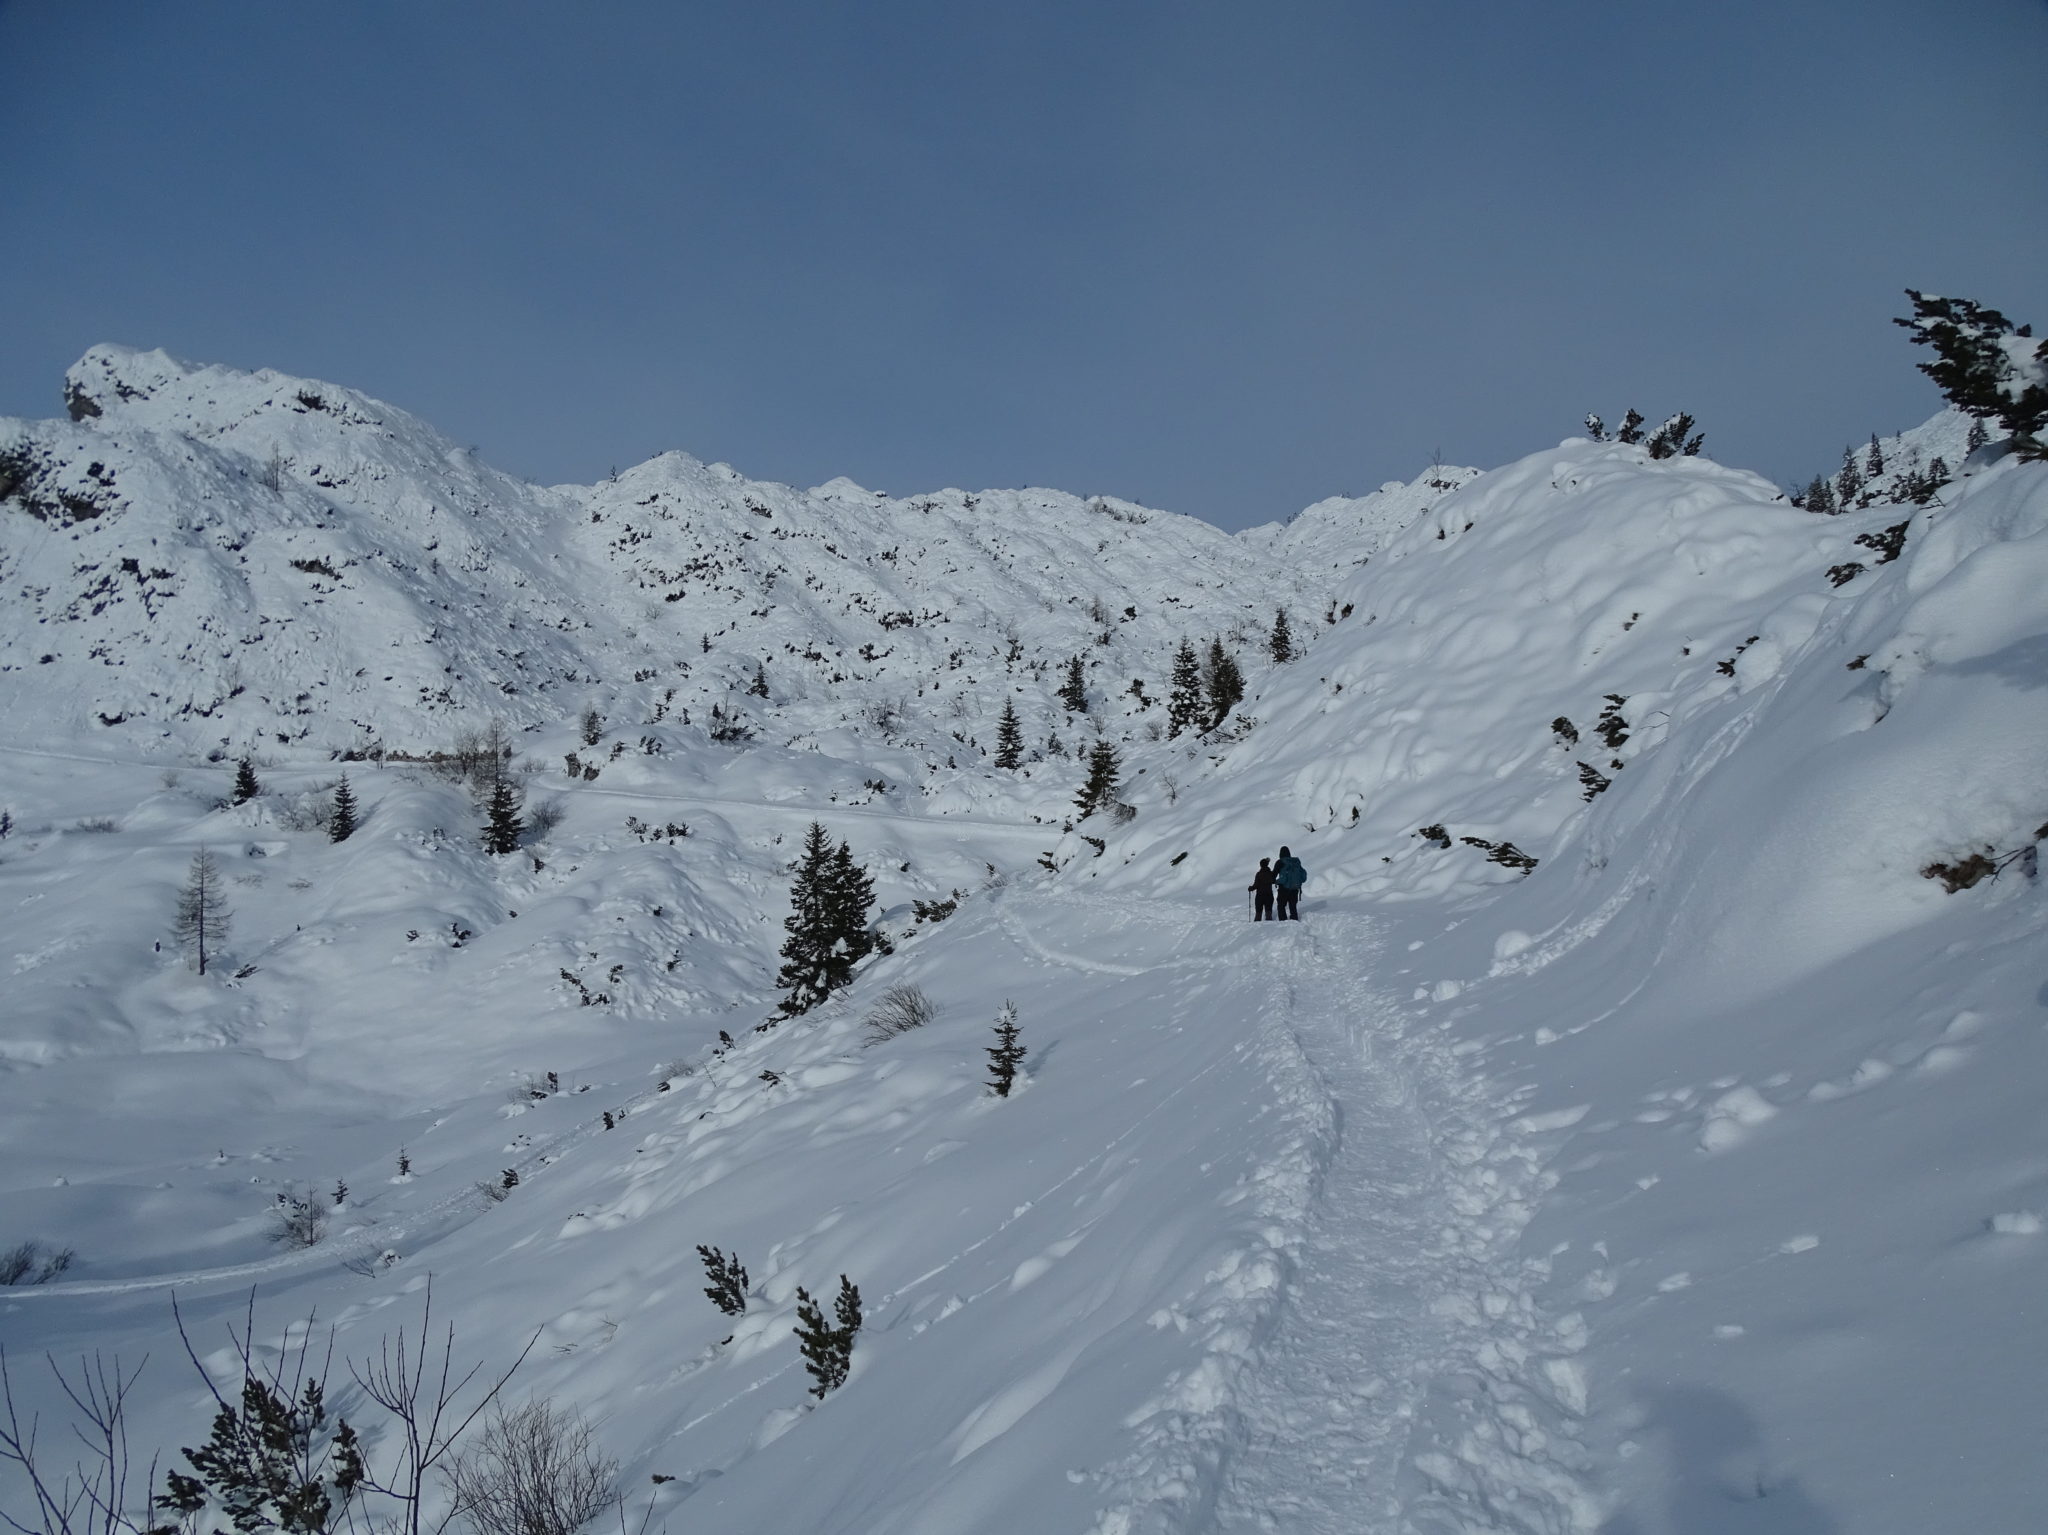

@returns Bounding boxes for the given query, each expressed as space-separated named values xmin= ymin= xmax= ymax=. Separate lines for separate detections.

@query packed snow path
xmin=992 ymin=894 xmax=1597 ymax=1533
xmin=1207 ymin=910 xmax=1445 ymax=1534
xmin=1199 ymin=907 xmax=1599 ymax=1535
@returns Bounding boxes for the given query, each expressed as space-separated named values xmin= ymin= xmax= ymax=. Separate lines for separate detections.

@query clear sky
xmin=2 ymin=1 xmax=2043 ymax=530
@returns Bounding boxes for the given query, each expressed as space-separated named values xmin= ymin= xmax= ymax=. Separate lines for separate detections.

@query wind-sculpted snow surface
xmin=3 ymin=345 xmax=2044 ymax=1535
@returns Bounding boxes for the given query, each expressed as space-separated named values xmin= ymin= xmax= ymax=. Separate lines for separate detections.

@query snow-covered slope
xmin=3 ymin=349 xmax=2042 ymax=1535
xmin=4 ymin=346 xmax=1428 ymax=778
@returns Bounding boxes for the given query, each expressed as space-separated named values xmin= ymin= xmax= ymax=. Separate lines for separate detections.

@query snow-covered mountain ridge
xmin=2 ymin=345 xmax=1453 ymax=774
xmin=2 ymin=341 xmax=2043 ymax=1535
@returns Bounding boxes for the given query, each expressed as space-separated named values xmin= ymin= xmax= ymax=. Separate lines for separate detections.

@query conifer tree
xmin=1807 ymin=476 xmax=1837 ymax=515
xmin=1895 ymin=290 xmax=2048 ymax=452
xmin=1866 ymin=433 xmax=1885 ymax=477
xmin=697 ymin=1245 xmax=749 ymax=1316
xmin=1645 ymin=412 xmax=1703 ymax=459
xmin=1269 ymin=608 xmax=1295 ymax=663
xmin=1166 ymin=641 xmax=1203 ymax=738
xmin=1616 ymin=408 xmax=1646 ymax=445
xmin=994 ymin=697 xmax=1024 ymax=769
xmin=824 ymin=840 xmax=878 ymax=980
xmin=1074 ymin=739 xmax=1122 ymax=818
xmin=1057 ymin=655 xmax=1087 ymax=713
xmin=776 ymin=828 xmax=877 ymax=1016
xmin=232 ymin=756 xmax=261 ymax=805
xmin=481 ymin=779 xmax=524 ymax=855
xmin=1966 ymin=417 xmax=1988 ymax=453
xmin=793 ymin=1276 xmax=862 ymax=1398
xmin=748 ymin=662 xmax=769 ymax=698
xmin=1203 ymin=641 xmax=1244 ymax=730
xmin=175 ymin=847 xmax=232 ymax=976
xmin=776 ymin=823 xmax=839 ymax=1017
xmin=1584 ymin=413 xmax=1607 ymax=441
xmin=329 ymin=775 xmax=358 ymax=843
xmin=1836 ymin=446 xmax=1864 ymax=507
xmin=986 ymin=1001 xmax=1026 ymax=1097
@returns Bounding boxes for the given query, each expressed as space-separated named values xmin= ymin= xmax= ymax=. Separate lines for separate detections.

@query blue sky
xmin=2 ymin=0 xmax=2043 ymax=529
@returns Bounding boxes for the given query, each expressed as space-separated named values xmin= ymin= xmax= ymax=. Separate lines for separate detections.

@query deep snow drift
xmin=2 ymin=351 xmax=2042 ymax=1535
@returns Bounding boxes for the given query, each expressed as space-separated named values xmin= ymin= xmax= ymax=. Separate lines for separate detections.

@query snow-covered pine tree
xmin=174 ymin=847 xmax=232 ymax=975
xmin=232 ymin=756 xmax=260 ymax=804
xmin=480 ymin=779 xmax=524 ymax=855
xmin=329 ymin=775 xmax=357 ymax=843
xmin=1058 ymin=655 xmax=1087 ymax=713
xmin=1166 ymin=641 xmax=1202 ymax=738
xmin=824 ymin=839 xmax=878 ymax=981
xmin=1584 ymin=413 xmax=1607 ymax=441
xmin=1073 ymin=739 xmax=1122 ymax=818
xmin=1836 ymin=446 xmax=1864 ymax=507
xmin=579 ymin=706 xmax=603 ymax=746
xmin=776 ymin=823 xmax=835 ymax=1016
xmin=1616 ymin=407 xmax=1646 ymax=445
xmin=777 ymin=823 xmax=844 ymax=1016
xmin=986 ymin=1001 xmax=1026 ymax=1097
xmin=994 ymin=697 xmax=1024 ymax=769
xmin=1203 ymin=641 xmax=1245 ymax=730
xmin=1866 ymin=433 xmax=1885 ymax=477
xmin=1895 ymin=290 xmax=2048 ymax=454
xmin=1966 ymin=417 xmax=1989 ymax=453
xmin=1807 ymin=476 xmax=1837 ymax=515
xmin=748 ymin=662 xmax=769 ymax=698
xmin=1645 ymin=412 xmax=1703 ymax=459
xmin=1269 ymin=608 xmax=1295 ymax=663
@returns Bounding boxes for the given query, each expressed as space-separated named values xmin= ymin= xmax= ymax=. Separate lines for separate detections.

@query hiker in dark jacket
xmin=1273 ymin=846 xmax=1307 ymax=921
xmin=1247 ymin=857 xmax=1276 ymax=921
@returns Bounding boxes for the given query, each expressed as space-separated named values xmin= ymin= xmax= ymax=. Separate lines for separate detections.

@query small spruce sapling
xmin=987 ymin=1001 xmax=1026 ymax=1097
xmin=1073 ymin=739 xmax=1122 ymax=818
xmin=1166 ymin=641 xmax=1203 ymax=738
xmin=579 ymin=706 xmax=603 ymax=746
xmin=232 ymin=756 xmax=261 ymax=805
xmin=329 ymin=775 xmax=358 ymax=843
xmin=1058 ymin=655 xmax=1088 ymax=713
xmin=1202 ymin=641 xmax=1245 ymax=730
xmin=1269 ymin=608 xmax=1295 ymax=663
xmin=697 ymin=1245 xmax=749 ymax=1316
xmin=156 ymin=1357 xmax=365 ymax=1535
xmin=994 ymin=697 xmax=1024 ymax=769
xmin=793 ymin=1277 xmax=862 ymax=1398
xmin=481 ymin=780 xmax=524 ymax=855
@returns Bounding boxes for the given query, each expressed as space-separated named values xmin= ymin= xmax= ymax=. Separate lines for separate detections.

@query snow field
xmin=6 ymin=341 xmax=2047 ymax=1533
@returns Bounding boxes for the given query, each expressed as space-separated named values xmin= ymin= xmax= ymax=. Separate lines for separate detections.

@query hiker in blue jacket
xmin=1273 ymin=846 xmax=1307 ymax=920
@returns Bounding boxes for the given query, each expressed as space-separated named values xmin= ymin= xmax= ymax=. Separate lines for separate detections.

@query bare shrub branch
xmin=444 ymin=1402 xmax=617 ymax=1535
xmin=860 ymin=983 xmax=938 ymax=1046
